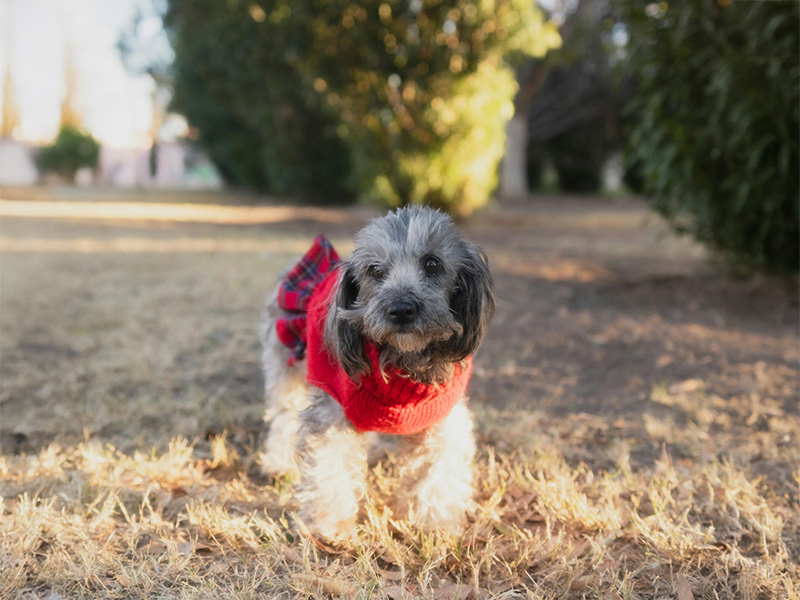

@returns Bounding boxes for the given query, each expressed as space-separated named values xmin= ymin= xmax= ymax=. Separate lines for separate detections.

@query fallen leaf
xmin=523 ymin=510 xmax=545 ymax=523
xmin=568 ymin=538 xmax=591 ymax=559
xmin=293 ymin=574 xmax=357 ymax=596
xmin=177 ymin=542 xmax=193 ymax=556
xmin=281 ymin=547 xmax=303 ymax=564
xmin=138 ymin=540 xmax=167 ymax=555
xmin=382 ymin=570 xmax=404 ymax=581
xmin=195 ymin=541 xmax=215 ymax=555
xmin=385 ymin=584 xmax=419 ymax=599
xmin=656 ymin=354 xmax=674 ymax=368
xmin=694 ymin=543 xmax=725 ymax=551
xmin=493 ymin=521 xmax=517 ymax=537
xmin=677 ymin=574 xmax=694 ymax=600
xmin=668 ymin=379 xmax=703 ymax=394
xmin=489 ymin=582 xmax=516 ymax=595
xmin=136 ymin=536 xmax=167 ymax=555
xmin=433 ymin=583 xmax=473 ymax=599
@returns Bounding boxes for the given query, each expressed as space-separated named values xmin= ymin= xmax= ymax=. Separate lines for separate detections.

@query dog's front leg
xmin=295 ymin=391 xmax=367 ymax=543
xmin=395 ymin=401 xmax=475 ymax=533
xmin=261 ymin=366 xmax=308 ymax=478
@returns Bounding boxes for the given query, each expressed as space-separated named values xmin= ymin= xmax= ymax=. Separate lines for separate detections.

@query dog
xmin=259 ymin=205 xmax=494 ymax=542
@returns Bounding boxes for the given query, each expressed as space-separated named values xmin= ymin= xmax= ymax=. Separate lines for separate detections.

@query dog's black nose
xmin=388 ymin=300 xmax=417 ymax=325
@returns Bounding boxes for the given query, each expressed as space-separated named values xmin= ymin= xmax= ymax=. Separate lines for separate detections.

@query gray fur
xmin=324 ymin=205 xmax=495 ymax=384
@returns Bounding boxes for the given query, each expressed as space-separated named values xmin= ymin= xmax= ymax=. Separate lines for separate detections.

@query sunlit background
xmin=0 ymin=0 xmax=567 ymax=146
xmin=0 ymin=0 xmax=176 ymax=147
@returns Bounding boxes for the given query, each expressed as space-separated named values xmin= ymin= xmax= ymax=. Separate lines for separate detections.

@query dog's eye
xmin=423 ymin=257 xmax=441 ymax=274
xmin=367 ymin=265 xmax=385 ymax=280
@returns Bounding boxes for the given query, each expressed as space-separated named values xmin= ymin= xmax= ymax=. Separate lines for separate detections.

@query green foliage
xmin=620 ymin=0 xmax=799 ymax=272
xmin=36 ymin=126 xmax=100 ymax=182
xmin=526 ymin=140 xmax=545 ymax=190
xmin=163 ymin=0 xmax=353 ymax=201
xmin=302 ymin=0 xmax=560 ymax=214
xmin=163 ymin=0 xmax=559 ymax=213
xmin=545 ymin=116 xmax=610 ymax=193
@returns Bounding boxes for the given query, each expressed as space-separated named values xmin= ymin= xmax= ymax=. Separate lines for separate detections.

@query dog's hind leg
xmin=295 ymin=392 xmax=367 ymax=543
xmin=260 ymin=288 xmax=309 ymax=479
xmin=393 ymin=400 xmax=475 ymax=533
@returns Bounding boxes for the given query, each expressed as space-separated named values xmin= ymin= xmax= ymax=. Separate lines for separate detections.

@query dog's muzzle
xmin=387 ymin=299 xmax=418 ymax=326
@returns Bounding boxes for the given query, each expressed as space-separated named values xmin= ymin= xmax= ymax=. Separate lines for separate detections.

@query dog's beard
xmin=337 ymin=304 xmax=464 ymax=383
xmin=366 ymin=314 xmax=461 ymax=353
xmin=383 ymin=331 xmax=431 ymax=353
xmin=385 ymin=332 xmax=426 ymax=353
xmin=343 ymin=304 xmax=461 ymax=352
xmin=383 ymin=323 xmax=460 ymax=353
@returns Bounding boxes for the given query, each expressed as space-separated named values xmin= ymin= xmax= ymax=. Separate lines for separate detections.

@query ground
xmin=0 ymin=187 xmax=798 ymax=599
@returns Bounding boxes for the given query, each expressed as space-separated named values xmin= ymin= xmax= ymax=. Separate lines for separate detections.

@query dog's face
xmin=324 ymin=206 xmax=494 ymax=381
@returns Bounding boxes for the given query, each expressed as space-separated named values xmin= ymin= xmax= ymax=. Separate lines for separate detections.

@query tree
xmin=118 ymin=1 xmax=175 ymax=179
xmin=300 ymin=0 xmax=560 ymax=215
xmin=162 ymin=0 xmax=560 ymax=213
xmin=162 ymin=0 xmax=354 ymax=201
xmin=501 ymin=0 xmax=599 ymax=196
xmin=502 ymin=0 xmax=632 ymax=195
xmin=60 ymin=51 xmax=83 ymax=130
xmin=527 ymin=0 xmax=627 ymax=193
xmin=36 ymin=125 xmax=100 ymax=183
xmin=618 ymin=0 xmax=799 ymax=272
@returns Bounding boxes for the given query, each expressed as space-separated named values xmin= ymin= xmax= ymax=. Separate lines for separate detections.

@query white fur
xmin=393 ymin=401 xmax=475 ymax=532
xmin=258 ymin=287 xmax=310 ymax=478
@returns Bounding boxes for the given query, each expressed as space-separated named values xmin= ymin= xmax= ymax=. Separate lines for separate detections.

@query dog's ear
xmin=324 ymin=263 xmax=369 ymax=378
xmin=446 ymin=244 xmax=495 ymax=361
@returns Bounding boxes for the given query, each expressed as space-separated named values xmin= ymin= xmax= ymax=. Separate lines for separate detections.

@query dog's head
xmin=324 ymin=205 xmax=495 ymax=381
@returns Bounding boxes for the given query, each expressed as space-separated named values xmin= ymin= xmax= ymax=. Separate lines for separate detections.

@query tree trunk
xmin=499 ymin=114 xmax=529 ymax=198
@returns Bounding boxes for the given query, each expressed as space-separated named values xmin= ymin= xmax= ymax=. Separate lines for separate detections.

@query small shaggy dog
xmin=259 ymin=206 xmax=494 ymax=542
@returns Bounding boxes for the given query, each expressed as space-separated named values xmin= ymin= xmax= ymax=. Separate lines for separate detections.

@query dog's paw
xmin=405 ymin=478 xmax=474 ymax=534
xmin=259 ymin=451 xmax=299 ymax=481
xmin=295 ymin=513 xmax=357 ymax=547
xmin=408 ymin=504 xmax=467 ymax=535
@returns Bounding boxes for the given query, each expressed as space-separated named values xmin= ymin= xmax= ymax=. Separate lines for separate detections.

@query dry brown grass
xmin=1 ymin=191 xmax=798 ymax=599
xmin=2 ymin=429 xmax=797 ymax=599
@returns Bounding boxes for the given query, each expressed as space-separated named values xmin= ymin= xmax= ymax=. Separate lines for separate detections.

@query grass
xmin=1 ymin=190 xmax=798 ymax=599
xmin=2 ymin=432 xmax=797 ymax=598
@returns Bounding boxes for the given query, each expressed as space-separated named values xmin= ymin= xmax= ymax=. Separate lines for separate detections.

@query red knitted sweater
xmin=302 ymin=269 xmax=472 ymax=435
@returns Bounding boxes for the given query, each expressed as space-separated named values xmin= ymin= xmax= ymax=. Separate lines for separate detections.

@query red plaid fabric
xmin=276 ymin=235 xmax=341 ymax=364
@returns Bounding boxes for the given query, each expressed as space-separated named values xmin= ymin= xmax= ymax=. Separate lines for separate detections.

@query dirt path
xmin=468 ymin=198 xmax=797 ymax=413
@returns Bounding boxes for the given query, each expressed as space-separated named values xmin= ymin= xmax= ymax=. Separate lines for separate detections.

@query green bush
xmin=163 ymin=0 xmax=354 ymax=201
xmin=526 ymin=141 xmax=545 ymax=190
xmin=302 ymin=0 xmax=560 ymax=215
xmin=36 ymin=126 xmax=100 ymax=182
xmin=619 ymin=0 xmax=799 ymax=272
xmin=524 ymin=1 xmax=627 ymax=195
xmin=545 ymin=116 xmax=610 ymax=193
